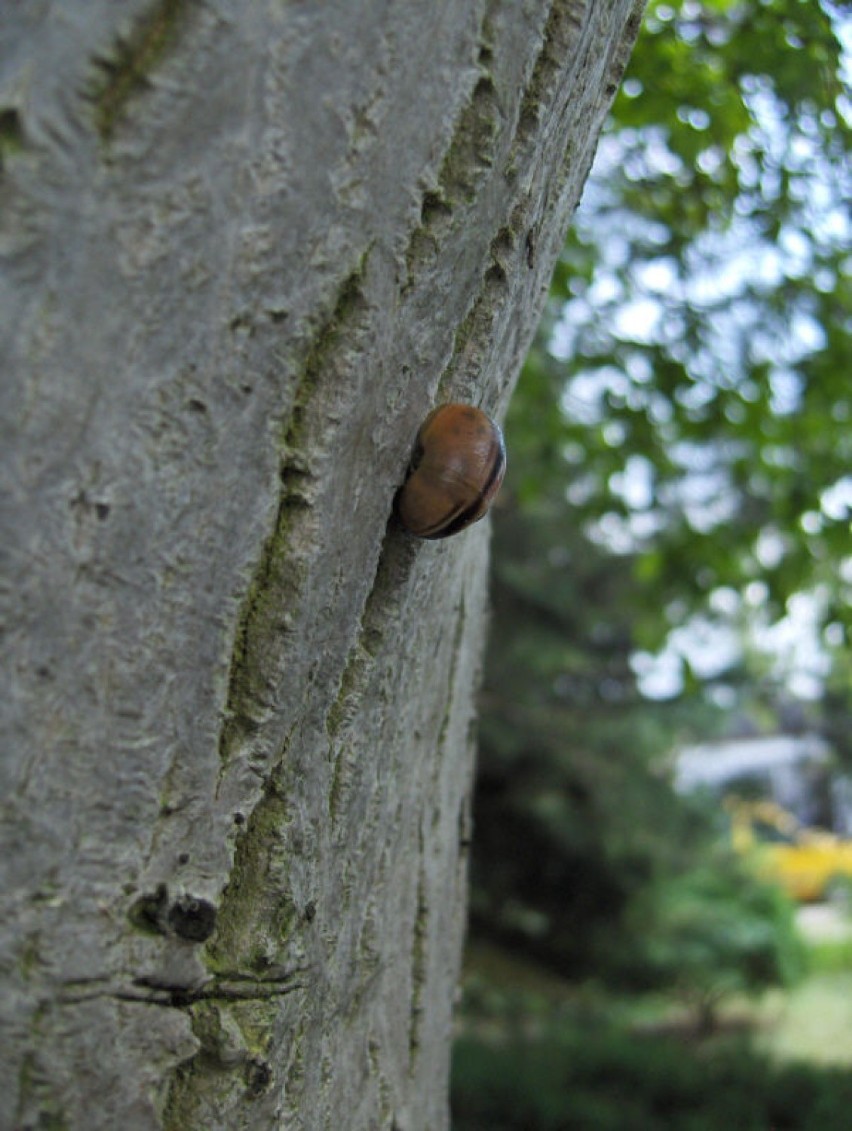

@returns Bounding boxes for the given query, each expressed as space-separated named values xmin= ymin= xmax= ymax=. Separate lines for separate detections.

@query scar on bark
xmin=217 ymin=261 xmax=370 ymax=775
xmin=88 ymin=0 xmax=192 ymax=140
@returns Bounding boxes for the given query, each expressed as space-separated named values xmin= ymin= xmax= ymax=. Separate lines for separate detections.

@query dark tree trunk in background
xmin=0 ymin=2 xmax=644 ymax=1127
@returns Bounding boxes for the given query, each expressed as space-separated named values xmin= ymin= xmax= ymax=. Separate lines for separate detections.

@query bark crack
xmin=326 ymin=534 xmax=419 ymax=825
xmin=438 ymin=0 xmax=616 ymax=404
xmin=88 ymin=0 xmax=194 ymax=140
xmin=408 ymin=841 xmax=429 ymax=1073
xmin=403 ymin=0 xmax=504 ymax=287
xmin=55 ymin=968 xmax=310 ymax=1009
xmin=217 ymin=256 xmax=371 ymax=782
xmin=510 ymin=0 xmax=591 ymax=157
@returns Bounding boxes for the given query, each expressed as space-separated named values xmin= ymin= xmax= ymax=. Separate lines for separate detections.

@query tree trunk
xmin=0 ymin=2 xmax=644 ymax=1127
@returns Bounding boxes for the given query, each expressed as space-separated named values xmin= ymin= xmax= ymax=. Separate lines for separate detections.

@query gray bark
xmin=0 ymin=1 xmax=644 ymax=1128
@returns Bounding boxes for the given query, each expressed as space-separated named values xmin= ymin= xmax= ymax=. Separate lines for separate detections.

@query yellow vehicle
xmin=726 ymin=798 xmax=852 ymax=902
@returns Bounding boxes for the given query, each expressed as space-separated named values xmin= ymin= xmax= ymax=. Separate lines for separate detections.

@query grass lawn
xmin=454 ymin=924 xmax=852 ymax=1130
xmin=750 ymin=907 xmax=852 ymax=1067
xmin=460 ymin=911 xmax=852 ymax=1067
xmin=754 ymin=970 xmax=852 ymax=1066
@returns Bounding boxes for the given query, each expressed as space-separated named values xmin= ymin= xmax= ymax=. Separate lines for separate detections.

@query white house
xmin=674 ymin=733 xmax=852 ymax=831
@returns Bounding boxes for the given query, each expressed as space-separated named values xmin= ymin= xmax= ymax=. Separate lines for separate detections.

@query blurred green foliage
xmin=463 ymin=0 xmax=852 ymax=1094
xmin=453 ymin=1018 xmax=852 ymax=1130
xmin=639 ymin=848 xmax=806 ymax=1028
xmin=510 ymin=0 xmax=850 ymax=639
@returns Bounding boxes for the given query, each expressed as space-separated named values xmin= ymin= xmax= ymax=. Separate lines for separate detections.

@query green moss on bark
xmin=90 ymin=0 xmax=191 ymax=140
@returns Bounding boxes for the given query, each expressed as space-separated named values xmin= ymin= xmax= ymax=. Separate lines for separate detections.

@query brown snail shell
xmin=395 ymin=404 xmax=506 ymax=539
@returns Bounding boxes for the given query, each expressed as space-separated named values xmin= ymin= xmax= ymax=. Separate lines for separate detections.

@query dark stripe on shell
xmin=421 ymin=434 xmax=506 ymax=539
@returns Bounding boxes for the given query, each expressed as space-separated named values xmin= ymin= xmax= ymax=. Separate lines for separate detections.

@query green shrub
xmin=637 ymin=849 xmax=807 ymax=1029
xmin=452 ymin=1020 xmax=852 ymax=1130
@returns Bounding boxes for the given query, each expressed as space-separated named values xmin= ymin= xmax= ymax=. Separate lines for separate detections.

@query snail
xmin=395 ymin=403 xmax=506 ymax=539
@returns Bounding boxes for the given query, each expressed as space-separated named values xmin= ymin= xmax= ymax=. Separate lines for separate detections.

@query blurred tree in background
xmin=526 ymin=0 xmax=850 ymax=634
xmin=468 ymin=0 xmax=850 ymax=997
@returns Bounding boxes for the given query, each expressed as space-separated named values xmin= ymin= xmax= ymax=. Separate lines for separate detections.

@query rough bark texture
xmin=0 ymin=2 xmax=644 ymax=1128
